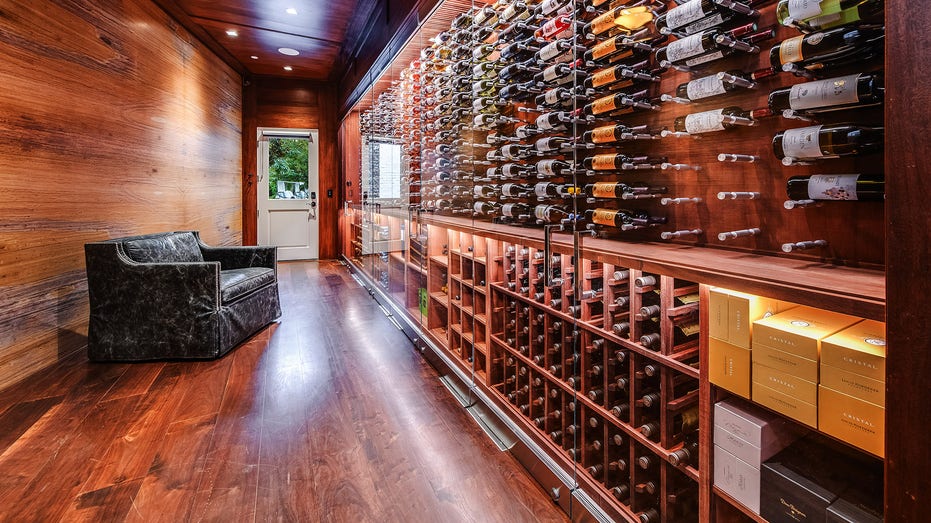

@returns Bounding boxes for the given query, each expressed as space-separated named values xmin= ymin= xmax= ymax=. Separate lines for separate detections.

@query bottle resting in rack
xmin=673 ymin=106 xmax=770 ymax=134
xmin=786 ymin=174 xmax=884 ymax=201
xmin=769 ymin=25 xmax=885 ymax=75
xmin=776 ymin=0 xmax=884 ymax=33
xmin=767 ymin=72 xmax=884 ymax=114
xmin=773 ymin=124 xmax=884 ymax=162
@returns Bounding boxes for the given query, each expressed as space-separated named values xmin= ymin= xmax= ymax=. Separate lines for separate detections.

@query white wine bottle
xmin=773 ymin=124 xmax=883 ymax=163
xmin=768 ymin=72 xmax=884 ymax=114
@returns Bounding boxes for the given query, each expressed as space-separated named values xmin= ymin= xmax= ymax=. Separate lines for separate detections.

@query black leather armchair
xmin=84 ymin=231 xmax=281 ymax=361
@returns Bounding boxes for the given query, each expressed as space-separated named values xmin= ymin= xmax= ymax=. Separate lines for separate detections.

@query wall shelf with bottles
xmin=340 ymin=0 xmax=894 ymax=520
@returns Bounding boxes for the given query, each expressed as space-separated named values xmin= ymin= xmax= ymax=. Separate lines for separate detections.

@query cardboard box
xmin=820 ymin=364 xmax=885 ymax=407
xmin=820 ymin=320 xmax=886 ymax=383
xmin=752 ymin=343 xmax=819 ymax=383
xmin=752 ymin=381 xmax=818 ymax=428
xmin=826 ymin=483 xmax=884 ymax=523
xmin=752 ymin=306 xmax=860 ymax=361
xmin=709 ymin=337 xmax=751 ymax=398
xmin=713 ymin=398 xmax=803 ymax=468
xmin=818 ymin=385 xmax=885 ymax=457
xmin=729 ymin=292 xmax=785 ymax=349
xmin=753 ymin=363 xmax=818 ymax=405
xmin=715 ymin=444 xmax=761 ymax=514
xmin=709 ymin=287 xmax=731 ymax=341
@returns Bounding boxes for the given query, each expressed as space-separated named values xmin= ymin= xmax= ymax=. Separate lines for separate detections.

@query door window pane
xmin=268 ymin=137 xmax=309 ymax=200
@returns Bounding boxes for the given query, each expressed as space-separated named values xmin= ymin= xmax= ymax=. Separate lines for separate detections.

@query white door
xmin=257 ymin=128 xmax=319 ymax=260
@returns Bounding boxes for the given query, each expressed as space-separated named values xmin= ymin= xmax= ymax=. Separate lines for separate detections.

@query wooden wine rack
xmin=343 ymin=0 xmax=891 ymax=520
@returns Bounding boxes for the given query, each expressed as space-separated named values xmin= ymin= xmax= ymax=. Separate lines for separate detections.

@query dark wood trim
xmin=884 ymin=4 xmax=931 ymax=520
xmin=242 ymin=77 xmax=258 ymax=245
xmin=149 ymin=0 xmax=246 ymax=76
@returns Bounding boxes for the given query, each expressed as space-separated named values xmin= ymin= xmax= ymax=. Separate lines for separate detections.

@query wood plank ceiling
xmin=156 ymin=0 xmax=360 ymax=80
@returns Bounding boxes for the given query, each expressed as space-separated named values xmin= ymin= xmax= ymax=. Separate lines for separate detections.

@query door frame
xmin=256 ymin=127 xmax=320 ymax=260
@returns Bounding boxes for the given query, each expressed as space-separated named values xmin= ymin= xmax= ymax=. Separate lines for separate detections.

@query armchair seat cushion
xmin=220 ymin=267 xmax=276 ymax=303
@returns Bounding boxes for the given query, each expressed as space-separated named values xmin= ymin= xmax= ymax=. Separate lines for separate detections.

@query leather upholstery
xmin=220 ymin=267 xmax=275 ymax=303
xmin=84 ymin=231 xmax=281 ymax=361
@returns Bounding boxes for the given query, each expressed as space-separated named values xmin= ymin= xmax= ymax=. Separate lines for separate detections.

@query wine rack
xmin=344 ymin=0 xmax=889 ymax=520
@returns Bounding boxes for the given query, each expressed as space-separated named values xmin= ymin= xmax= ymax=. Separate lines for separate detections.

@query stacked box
xmin=713 ymin=398 xmax=803 ymax=514
xmin=750 ymin=306 xmax=860 ymax=427
xmin=818 ymin=320 xmax=886 ymax=457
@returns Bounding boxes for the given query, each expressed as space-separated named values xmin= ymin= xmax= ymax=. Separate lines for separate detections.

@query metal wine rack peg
xmin=718 ymin=153 xmax=761 ymax=163
xmin=781 ymin=240 xmax=828 ymax=252
xmin=717 ymin=228 xmax=761 ymax=241
xmin=662 ymin=163 xmax=702 ymax=171
xmin=782 ymin=109 xmax=818 ymax=122
xmin=660 ymin=229 xmax=703 ymax=240
xmin=717 ymin=191 xmax=760 ymax=200
xmin=661 ymin=94 xmax=692 ymax=105
xmin=783 ymin=199 xmax=819 ymax=209
xmin=661 ymin=197 xmax=703 ymax=205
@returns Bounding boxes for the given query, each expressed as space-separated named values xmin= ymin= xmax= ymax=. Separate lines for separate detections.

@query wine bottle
xmin=583 ymin=90 xmax=658 ymax=117
xmin=769 ymin=25 xmax=885 ymax=75
xmin=773 ymin=124 xmax=883 ymax=163
xmin=669 ymin=439 xmax=700 ymax=467
xmin=655 ymin=24 xmax=764 ymax=69
xmin=767 ymin=72 xmax=884 ymax=114
xmin=672 ymin=67 xmax=776 ymax=102
xmin=584 ymin=33 xmax=664 ymax=65
xmin=582 ymin=124 xmax=659 ymax=144
xmin=536 ymin=159 xmax=575 ymax=177
xmin=638 ymin=508 xmax=660 ymax=523
xmin=584 ymin=182 xmax=668 ymax=199
xmin=582 ymin=153 xmax=667 ymax=171
xmin=585 ymin=208 xmax=667 ymax=228
xmin=501 ymin=183 xmax=534 ymax=198
xmin=473 ymin=201 xmax=502 ymax=215
xmin=655 ymin=0 xmax=761 ymax=36
xmin=672 ymin=106 xmax=768 ymax=134
xmin=585 ymin=5 xmax=658 ymax=37
xmin=640 ymin=406 xmax=699 ymax=440
xmin=776 ymin=0 xmax=884 ymax=33
xmin=583 ymin=59 xmax=657 ymax=90
xmin=786 ymin=174 xmax=884 ymax=200
xmin=534 ymin=204 xmax=571 ymax=224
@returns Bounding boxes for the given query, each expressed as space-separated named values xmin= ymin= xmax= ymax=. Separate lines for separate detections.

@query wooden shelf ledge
xmin=422 ymin=214 xmax=884 ymax=320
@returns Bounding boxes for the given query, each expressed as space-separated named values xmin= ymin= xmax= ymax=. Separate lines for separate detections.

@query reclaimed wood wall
xmin=242 ymin=77 xmax=339 ymax=258
xmin=0 ymin=0 xmax=243 ymax=390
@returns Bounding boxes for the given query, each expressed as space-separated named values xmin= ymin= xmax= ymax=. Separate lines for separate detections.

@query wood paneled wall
xmin=0 ymin=0 xmax=243 ymax=391
xmin=241 ymin=77 xmax=339 ymax=258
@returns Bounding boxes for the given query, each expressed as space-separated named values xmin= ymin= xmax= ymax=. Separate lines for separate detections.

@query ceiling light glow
xmin=278 ymin=47 xmax=300 ymax=56
xmin=283 ymin=66 xmax=293 ymax=71
xmin=225 ymin=29 xmax=238 ymax=37
xmin=286 ymin=7 xmax=298 ymax=15
xmin=250 ymin=55 xmax=259 ymax=59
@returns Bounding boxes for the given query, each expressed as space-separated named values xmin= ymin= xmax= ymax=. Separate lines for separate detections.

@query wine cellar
xmin=339 ymin=0 xmax=896 ymax=521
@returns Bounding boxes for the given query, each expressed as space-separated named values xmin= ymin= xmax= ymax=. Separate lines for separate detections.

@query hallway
xmin=0 ymin=261 xmax=566 ymax=522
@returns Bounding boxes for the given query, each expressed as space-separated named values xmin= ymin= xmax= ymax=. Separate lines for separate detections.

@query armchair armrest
xmin=198 ymin=243 xmax=277 ymax=272
xmin=85 ymin=242 xmax=220 ymax=317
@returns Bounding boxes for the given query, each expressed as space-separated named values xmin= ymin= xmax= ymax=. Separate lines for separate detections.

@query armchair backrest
xmin=122 ymin=232 xmax=204 ymax=263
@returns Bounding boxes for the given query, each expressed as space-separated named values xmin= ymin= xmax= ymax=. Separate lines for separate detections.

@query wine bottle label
xmin=679 ymin=321 xmax=701 ymax=336
xmin=684 ymin=109 xmax=726 ymax=134
xmin=591 ymin=183 xmax=619 ymax=199
xmin=787 ymin=0 xmax=824 ymax=20
xmin=684 ymin=12 xmax=725 ymax=34
xmin=679 ymin=292 xmax=701 ymax=304
xmin=779 ymin=35 xmax=805 ymax=64
xmin=537 ymin=160 xmax=557 ymax=176
xmin=534 ymin=205 xmax=551 ymax=220
xmin=591 ymin=67 xmax=619 ymax=88
xmin=591 ymin=154 xmax=618 ymax=170
xmin=781 ymin=125 xmax=825 ymax=158
xmin=542 ymin=64 xmax=562 ymax=81
xmin=591 ymin=37 xmax=619 ymax=60
xmin=685 ymin=50 xmax=724 ymax=67
xmin=666 ymin=31 xmax=709 ymax=62
xmin=539 ymin=41 xmax=562 ymax=61
xmin=502 ymin=203 xmax=517 ymax=217
xmin=591 ymin=209 xmax=618 ymax=226
xmin=534 ymin=182 xmax=550 ymax=197
xmin=589 ymin=12 xmax=618 ymax=35
xmin=591 ymin=95 xmax=619 ymax=115
xmin=591 ymin=125 xmax=618 ymax=143
xmin=473 ymin=201 xmax=486 ymax=213
xmin=788 ymin=73 xmax=860 ymax=110
xmin=666 ymin=0 xmax=708 ymax=30
xmin=544 ymin=89 xmax=561 ymax=105
xmin=807 ymin=174 xmax=860 ymax=200
xmin=686 ymin=74 xmax=727 ymax=100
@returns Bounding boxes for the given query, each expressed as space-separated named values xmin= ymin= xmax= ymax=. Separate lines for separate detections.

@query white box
xmin=714 ymin=445 xmax=761 ymax=514
xmin=714 ymin=398 xmax=802 ymax=466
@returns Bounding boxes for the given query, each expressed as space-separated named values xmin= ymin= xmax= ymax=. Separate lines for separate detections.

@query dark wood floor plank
xmin=0 ymin=261 xmax=567 ymax=523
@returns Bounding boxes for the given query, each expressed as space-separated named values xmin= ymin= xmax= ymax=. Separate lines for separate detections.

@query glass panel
xmin=266 ymin=137 xmax=309 ymax=200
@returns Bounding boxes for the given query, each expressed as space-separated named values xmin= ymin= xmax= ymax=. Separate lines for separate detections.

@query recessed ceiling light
xmin=278 ymin=47 xmax=299 ymax=56
xmin=250 ymin=55 xmax=259 ymax=60
xmin=283 ymin=66 xmax=293 ymax=71
xmin=286 ymin=7 xmax=298 ymax=15
xmin=225 ymin=29 xmax=238 ymax=37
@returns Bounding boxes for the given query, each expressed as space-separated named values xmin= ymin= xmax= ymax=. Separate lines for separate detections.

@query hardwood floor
xmin=0 ymin=261 xmax=567 ymax=522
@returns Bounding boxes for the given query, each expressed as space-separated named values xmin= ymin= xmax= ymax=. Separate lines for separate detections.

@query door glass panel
xmin=266 ymin=137 xmax=309 ymax=200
